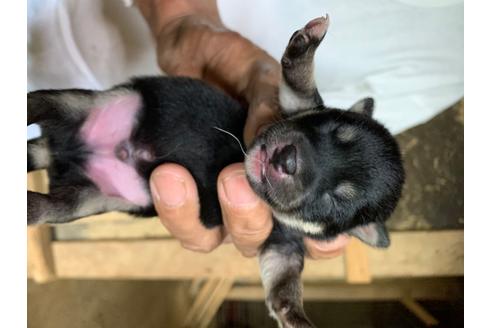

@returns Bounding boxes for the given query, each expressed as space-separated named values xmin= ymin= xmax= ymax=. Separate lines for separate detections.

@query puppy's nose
xmin=271 ymin=144 xmax=297 ymax=175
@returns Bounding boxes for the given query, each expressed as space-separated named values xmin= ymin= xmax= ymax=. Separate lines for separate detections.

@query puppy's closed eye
xmin=334 ymin=182 xmax=357 ymax=199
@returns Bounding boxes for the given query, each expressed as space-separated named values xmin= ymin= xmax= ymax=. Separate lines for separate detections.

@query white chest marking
xmin=273 ymin=210 xmax=325 ymax=235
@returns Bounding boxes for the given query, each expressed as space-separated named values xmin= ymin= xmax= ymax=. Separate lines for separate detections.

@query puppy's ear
xmin=348 ymin=221 xmax=390 ymax=248
xmin=348 ymin=97 xmax=374 ymax=117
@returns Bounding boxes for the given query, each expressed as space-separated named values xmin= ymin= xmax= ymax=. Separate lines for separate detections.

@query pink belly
xmin=80 ymin=93 xmax=151 ymax=206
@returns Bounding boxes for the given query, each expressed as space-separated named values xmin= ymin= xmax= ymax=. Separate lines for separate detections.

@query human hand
xmin=139 ymin=0 xmax=349 ymax=257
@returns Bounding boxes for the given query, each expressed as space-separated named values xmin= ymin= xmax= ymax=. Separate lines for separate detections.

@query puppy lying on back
xmin=27 ymin=16 xmax=404 ymax=327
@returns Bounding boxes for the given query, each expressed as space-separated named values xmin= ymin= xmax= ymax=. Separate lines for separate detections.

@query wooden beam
xmin=401 ymin=297 xmax=439 ymax=326
xmin=53 ymin=214 xmax=170 ymax=241
xmin=189 ymin=278 xmax=206 ymax=297
xmin=344 ymin=238 xmax=371 ymax=284
xmin=184 ymin=278 xmax=234 ymax=328
xmin=27 ymin=225 xmax=56 ymax=283
xmin=27 ymin=170 xmax=48 ymax=193
xmin=27 ymin=170 xmax=56 ymax=283
xmin=37 ymin=231 xmax=463 ymax=281
xmin=226 ymin=278 xmax=463 ymax=301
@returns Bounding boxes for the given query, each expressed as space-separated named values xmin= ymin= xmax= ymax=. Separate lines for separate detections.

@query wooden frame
xmin=28 ymin=230 xmax=463 ymax=281
xmin=27 ymin=170 xmax=464 ymax=327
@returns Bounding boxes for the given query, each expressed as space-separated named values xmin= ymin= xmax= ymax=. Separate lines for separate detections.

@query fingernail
xmin=150 ymin=172 xmax=186 ymax=207
xmin=222 ymin=171 xmax=258 ymax=207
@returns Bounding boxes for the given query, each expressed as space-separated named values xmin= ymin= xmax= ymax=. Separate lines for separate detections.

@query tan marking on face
xmin=335 ymin=182 xmax=358 ymax=199
xmin=336 ymin=126 xmax=358 ymax=142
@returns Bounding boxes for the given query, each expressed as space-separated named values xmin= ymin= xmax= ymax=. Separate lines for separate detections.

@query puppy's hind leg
xmin=28 ymin=137 xmax=51 ymax=172
xmin=28 ymin=89 xmax=96 ymax=125
xmin=28 ymin=185 xmax=138 ymax=225
xmin=260 ymin=224 xmax=314 ymax=328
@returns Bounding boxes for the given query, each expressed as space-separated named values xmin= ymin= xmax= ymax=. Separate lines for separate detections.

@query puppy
xmin=27 ymin=16 xmax=404 ymax=327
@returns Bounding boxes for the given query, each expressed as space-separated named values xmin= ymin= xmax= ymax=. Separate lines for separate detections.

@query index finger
xmin=242 ymin=62 xmax=281 ymax=145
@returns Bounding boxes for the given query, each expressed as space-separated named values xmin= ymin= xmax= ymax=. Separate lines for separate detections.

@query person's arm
xmin=136 ymin=0 xmax=279 ymax=144
xmin=137 ymin=0 xmax=350 ymax=257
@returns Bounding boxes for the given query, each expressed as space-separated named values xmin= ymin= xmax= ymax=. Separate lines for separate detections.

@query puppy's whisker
xmin=213 ymin=126 xmax=248 ymax=157
xmin=212 ymin=127 xmax=262 ymax=163
xmin=264 ymin=174 xmax=274 ymax=190
xmin=212 ymin=127 xmax=268 ymax=171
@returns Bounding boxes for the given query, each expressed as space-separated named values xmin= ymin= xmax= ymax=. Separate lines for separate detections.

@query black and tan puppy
xmin=27 ymin=16 xmax=404 ymax=327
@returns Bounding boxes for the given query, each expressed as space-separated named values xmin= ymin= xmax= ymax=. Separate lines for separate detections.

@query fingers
xmin=244 ymin=101 xmax=280 ymax=146
xmin=304 ymin=234 xmax=351 ymax=260
xmin=242 ymin=60 xmax=281 ymax=145
xmin=217 ymin=163 xmax=273 ymax=257
xmin=150 ymin=163 xmax=223 ymax=252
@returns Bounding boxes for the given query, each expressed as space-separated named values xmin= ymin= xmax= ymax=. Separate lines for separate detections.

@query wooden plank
xmin=401 ymin=297 xmax=439 ymax=326
xmin=50 ymin=239 xmax=343 ymax=281
xmin=27 ymin=225 xmax=57 ymax=283
xmin=53 ymin=214 xmax=170 ymax=241
xmin=369 ymin=230 xmax=464 ymax=277
xmin=184 ymin=279 xmax=219 ymax=327
xmin=46 ymin=231 xmax=463 ymax=281
xmin=197 ymin=278 xmax=233 ymax=328
xmin=27 ymin=170 xmax=48 ymax=193
xmin=27 ymin=170 xmax=56 ymax=283
xmin=185 ymin=278 xmax=234 ymax=328
xmin=189 ymin=278 xmax=206 ymax=297
xmin=226 ymin=278 xmax=463 ymax=301
xmin=344 ymin=238 xmax=371 ymax=284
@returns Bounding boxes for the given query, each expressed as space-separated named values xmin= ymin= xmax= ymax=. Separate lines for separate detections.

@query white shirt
xmin=27 ymin=0 xmax=463 ymax=138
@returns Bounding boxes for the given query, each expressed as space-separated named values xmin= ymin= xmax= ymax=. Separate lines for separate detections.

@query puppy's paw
xmin=267 ymin=295 xmax=315 ymax=328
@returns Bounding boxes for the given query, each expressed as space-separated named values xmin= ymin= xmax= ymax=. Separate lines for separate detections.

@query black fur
xmin=127 ymin=77 xmax=246 ymax=224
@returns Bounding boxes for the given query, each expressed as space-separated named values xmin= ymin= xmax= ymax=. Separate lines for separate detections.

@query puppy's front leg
xmin=279 ymin=15 xmax=328 ymax=114
xmin=259 ymin=224 xmax=314 ymax=328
